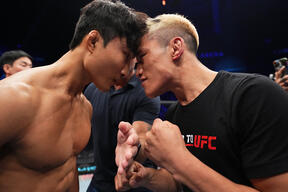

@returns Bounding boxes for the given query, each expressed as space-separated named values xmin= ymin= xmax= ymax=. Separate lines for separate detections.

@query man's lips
xmin=140 ymin=78 xmax=147 ymax=86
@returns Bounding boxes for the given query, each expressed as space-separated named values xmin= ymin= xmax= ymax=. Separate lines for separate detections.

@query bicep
xmin=251 ymin=172 xmax=288 ymax=192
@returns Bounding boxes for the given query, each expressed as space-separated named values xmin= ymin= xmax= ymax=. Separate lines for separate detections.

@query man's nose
xmin=136 ymin=66 xmax=143 ymax=78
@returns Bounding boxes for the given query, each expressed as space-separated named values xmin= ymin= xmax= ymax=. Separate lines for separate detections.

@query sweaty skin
xmin=0 ymin=63 xmax=92 ymax=192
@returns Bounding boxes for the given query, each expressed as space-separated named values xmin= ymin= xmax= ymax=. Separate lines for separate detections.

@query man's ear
xmin=3 ymin=64 xmax=12 ymax=74
xmin=170 ymin=37 xmax=184 ymax=61
xmin=87 ymin=30 xmax=101 ymax=53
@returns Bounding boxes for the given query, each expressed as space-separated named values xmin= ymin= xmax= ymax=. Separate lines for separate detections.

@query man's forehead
xmin=16 ymin=57 xmax=31 ymax=62
xmin=120 ymin=37 xmax=136 ymax=57
xmin=139 ymin=34 xmax=155 ymax=49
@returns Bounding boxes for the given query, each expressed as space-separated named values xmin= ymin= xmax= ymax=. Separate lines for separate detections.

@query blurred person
xmin=0 ymin=0 xmax=146 ymax=191
xmin=269 ymin=57 xmax=288 ymax=92
xmin=115 ymin=14 xmax=288 ymax=192
xmin=84 ymin=58 xmax=160 ymax=192
xmin=274 ymin=66 xmax=288 ymax=92
xmin=0 ymin=50 xmax=32 ymax=78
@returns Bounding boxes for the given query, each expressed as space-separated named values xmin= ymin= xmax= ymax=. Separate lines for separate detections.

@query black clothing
xmin=84 ymin=75 xmax=160 ymax=192
xmin=166 ymin=71 xmax=288 ymax=191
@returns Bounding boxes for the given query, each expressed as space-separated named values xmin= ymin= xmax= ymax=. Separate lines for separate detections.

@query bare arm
xmin=171 ymin=150 xmax=288 ymax=192
xmin=170 ymin=150 xmax=259 ymax=192
xmin=251 ymin=172 xmax=288 ymax=192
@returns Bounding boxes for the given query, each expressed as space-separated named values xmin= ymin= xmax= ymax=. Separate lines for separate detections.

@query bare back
xmin=0 ymin=66 xmax=92 ymax=192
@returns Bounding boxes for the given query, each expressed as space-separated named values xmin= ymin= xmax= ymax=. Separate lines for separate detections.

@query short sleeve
xmin=235 ymin=75 xmax=288 ymax=178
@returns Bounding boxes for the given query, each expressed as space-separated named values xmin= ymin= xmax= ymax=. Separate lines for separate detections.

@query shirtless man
xmin=0 ymin=0 xmax=146 ymax=191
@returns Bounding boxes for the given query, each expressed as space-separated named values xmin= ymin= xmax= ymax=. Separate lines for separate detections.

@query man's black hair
xmin=0 ymin=50 xmax=32 ymax=68
xmin=69 ymin=0 xmax=147 ymax=56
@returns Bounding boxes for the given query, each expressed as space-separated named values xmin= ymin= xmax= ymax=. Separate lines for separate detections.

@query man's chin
xmin=145 ymin=87 xmax=164 ymax=98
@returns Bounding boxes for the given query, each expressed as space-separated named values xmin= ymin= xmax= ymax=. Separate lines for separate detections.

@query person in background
xmin=274 ymin=66 xmax=288 ymax=92
xmin=269 ymin=57 xmax=288 ymax=92
xmin=115 ymin=14 xmax=288 ymax=192
xmin=0 ymin=50 xmax=32 ymax=79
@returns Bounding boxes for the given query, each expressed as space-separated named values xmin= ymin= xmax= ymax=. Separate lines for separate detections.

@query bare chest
xmin=12 ymin=95 xmax=91 ymax=171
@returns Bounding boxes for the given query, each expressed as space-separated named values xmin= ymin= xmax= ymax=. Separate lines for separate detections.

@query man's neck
xmin=47 ymin=50 xmax=91 ymax=96
xmin=172 ymin=57 xmax=217 ymax=106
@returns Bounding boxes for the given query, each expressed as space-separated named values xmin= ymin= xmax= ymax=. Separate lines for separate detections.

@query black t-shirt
xmin=166 ymin=71 xmax=288 ymax=191
xmin=84 ymin=75 xmax=160 ymax=192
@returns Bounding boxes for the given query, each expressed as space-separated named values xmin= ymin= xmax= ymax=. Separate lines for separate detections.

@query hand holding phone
xmin=273 ymin=57 xmax=288 ymax=78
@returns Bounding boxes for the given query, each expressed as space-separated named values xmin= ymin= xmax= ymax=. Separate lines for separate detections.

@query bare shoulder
xmin=0 ymin=81 xmax=38 ymax=145
xmin=0 ymin=81 xmax=36 ymax=108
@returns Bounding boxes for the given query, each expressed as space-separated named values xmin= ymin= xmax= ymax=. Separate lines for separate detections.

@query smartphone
xmin=273 ymin=57 xmax=288 ymax=78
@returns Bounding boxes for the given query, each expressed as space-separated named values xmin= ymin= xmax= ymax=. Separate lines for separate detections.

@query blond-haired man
xmin=115 ymin=14 xmax=288 ymax=192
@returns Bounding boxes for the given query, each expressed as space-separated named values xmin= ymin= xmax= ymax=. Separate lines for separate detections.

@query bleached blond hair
xmin=146 ymin=14 xmax=199 ymax=53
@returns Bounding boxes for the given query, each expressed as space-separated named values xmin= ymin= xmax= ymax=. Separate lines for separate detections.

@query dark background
xmin=0 ymin=0 xmax=287 ymax=77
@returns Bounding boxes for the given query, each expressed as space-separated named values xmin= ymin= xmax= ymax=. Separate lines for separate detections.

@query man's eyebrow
xmin=21 ymin=61 xmax=28 ymax=64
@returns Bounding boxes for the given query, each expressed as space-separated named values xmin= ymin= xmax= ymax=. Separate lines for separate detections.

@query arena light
xmin=162 ymin=0 xmax=166 ymax=6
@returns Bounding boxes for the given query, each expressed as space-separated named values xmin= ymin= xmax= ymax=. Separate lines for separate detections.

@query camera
xmin=273 ymin=57 xmax=288 ymax=78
